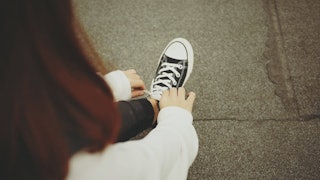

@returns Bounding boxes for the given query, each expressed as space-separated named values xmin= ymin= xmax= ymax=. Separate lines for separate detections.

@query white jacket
xmin=67 ymin=71 xmax=198 ymax=180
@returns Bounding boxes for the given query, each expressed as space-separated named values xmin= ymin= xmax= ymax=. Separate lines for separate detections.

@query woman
xmin=0 ymin=0 xmax=198 ymax=179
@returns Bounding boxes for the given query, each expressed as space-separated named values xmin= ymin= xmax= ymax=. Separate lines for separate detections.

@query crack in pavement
xmin=263 ymin=0 xmax=300 ymax=119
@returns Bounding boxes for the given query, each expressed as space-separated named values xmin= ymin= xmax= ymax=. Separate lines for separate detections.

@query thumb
xmin=186 ymin=92 xmax=196 ymax=112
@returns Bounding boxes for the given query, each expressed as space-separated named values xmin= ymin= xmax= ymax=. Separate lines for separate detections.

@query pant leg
xmin=116 ymin=98 xmax=154 ymax=142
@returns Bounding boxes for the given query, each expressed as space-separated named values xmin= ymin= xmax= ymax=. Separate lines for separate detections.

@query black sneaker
xmin=150 ymin=38 xmax=194 ymax=100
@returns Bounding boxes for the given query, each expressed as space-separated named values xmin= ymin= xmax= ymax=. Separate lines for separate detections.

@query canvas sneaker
xmin=150 ymin=38 xmax=194 ymax=100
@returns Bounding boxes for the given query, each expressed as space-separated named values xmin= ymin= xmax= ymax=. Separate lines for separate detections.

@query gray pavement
xmin=75 ymin=0 xmax=320 ymax=179
xmin=190 ymin=120 xmax=320 ymax=179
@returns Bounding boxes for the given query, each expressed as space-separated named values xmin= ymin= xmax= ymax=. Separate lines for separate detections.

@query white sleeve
xmin=67 ymin=107 xmax=199 ymax=180
xmin=103 ymin=70 xmax=131 ymax=101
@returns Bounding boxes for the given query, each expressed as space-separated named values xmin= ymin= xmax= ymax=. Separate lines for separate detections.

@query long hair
xmin=0 ymin=0 xmax=120 ymax=179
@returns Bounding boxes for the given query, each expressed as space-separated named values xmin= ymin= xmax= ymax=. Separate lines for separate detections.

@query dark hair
xmin=0 ymin=0 xmax=120 ymax=179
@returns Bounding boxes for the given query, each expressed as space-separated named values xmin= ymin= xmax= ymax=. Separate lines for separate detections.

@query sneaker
xmin=150 ymin=38 xmax=194 ymax=100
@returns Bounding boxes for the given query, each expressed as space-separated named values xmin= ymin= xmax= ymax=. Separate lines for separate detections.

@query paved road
xmin=75 ymin=0 xmax=320 ymax=179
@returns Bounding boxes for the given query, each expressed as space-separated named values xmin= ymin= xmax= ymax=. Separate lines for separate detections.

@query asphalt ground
xmin=75 ymin=0 xmax=320 ymax=179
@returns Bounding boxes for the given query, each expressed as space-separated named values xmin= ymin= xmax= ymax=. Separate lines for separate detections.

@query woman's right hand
xmin=122 ymin=69 xmax=146 ymax=98
xmin=159 ymin=87 xmax=196 ymax=112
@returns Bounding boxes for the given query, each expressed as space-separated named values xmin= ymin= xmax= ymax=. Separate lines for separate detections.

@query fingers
xmin=167 ymin=87 xmax=192 ymax=99
xmin=169 ymin=88 xmax=177 ymax=97
xmin=162 ymin=89 xmax=170 ymax=97
xmin=123 ymin=69 xmax=146 ymax=97
xmin=126 ymin=69 xmax=136 ymax=74
xmin=124 ymin=69 xmax=142 ymax=81
xmin=186 ymin=92 xmax=196 ymax=104
xmin=130 ymin=79 xmax=146 ymax=90
xmin=131 ymin=90 xmax=145 ymax=98
xmin=159 ymin=87 xmax=196 ymax=112
xmin=130 ymin=79 xmax=146 ymax=98
xmin=178 ymin=87 xmax=186 ymax=100
xmin=159 ymin=89 xmax=169 ymax=109
xmin=186 ymin=91 xmax=196 ymax=112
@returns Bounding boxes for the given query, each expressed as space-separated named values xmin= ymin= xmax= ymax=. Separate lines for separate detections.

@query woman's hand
xmin=159 ymin=87 xmax=196 ymax=112
xmin=123 ymin=69 xmax=146 ymax=98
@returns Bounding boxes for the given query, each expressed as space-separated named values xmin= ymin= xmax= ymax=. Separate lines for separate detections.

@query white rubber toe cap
xmin=164 ymin=42 xmax=187 ymax=60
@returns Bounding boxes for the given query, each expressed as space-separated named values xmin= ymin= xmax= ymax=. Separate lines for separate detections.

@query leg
xmin=116 ymin=98 xmax=158 ymax=142
xmin=117 ymin=37 xmax=193 ymax=142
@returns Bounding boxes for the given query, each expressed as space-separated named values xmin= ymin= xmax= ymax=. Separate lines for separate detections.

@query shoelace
xmin=152 ymin=62 xmax=183 ymax=92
